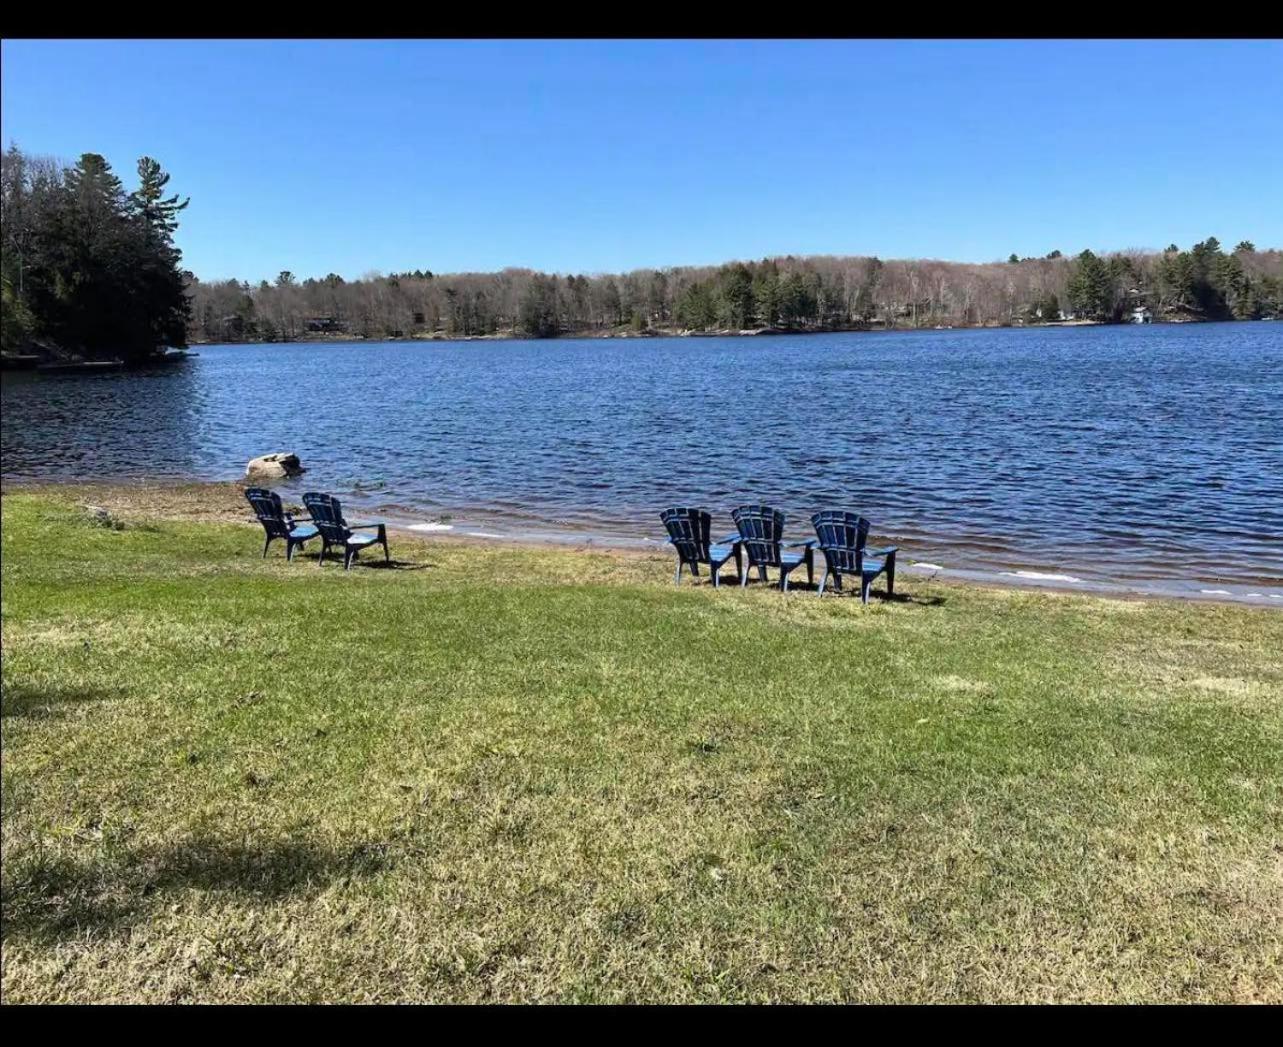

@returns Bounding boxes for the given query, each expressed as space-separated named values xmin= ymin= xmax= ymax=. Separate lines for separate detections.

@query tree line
xmin=2 ymin=145 xmax=190 ymax=362
xmin=189 ymin=241 xmax=1281 ymax=343
xmin=4 ymin=144 xmax=1280 ymax=356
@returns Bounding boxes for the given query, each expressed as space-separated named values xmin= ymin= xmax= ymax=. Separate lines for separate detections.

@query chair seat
xmin=820 ymin=552 xmax=886 ymax=575
xmin=709 ymin=543 xmax=738 ymax=560
xmin=288 ymin=523 xmax=319 ymax=539
xmin=345 ymin=532 xmax=380 ymax=547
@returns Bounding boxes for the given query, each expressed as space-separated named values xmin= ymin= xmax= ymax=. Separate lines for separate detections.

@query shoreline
xmin=185 ymin=314 xmax=1252 ymax=347
xmin=4 ymin=477 xmax=1280 ymax=610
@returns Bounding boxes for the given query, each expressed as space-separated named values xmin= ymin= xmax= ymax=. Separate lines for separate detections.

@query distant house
xmin=1124 ymin=287 xmax=1152 ymax=324
xmin=306 ymin=316 xmax=346 ymax=333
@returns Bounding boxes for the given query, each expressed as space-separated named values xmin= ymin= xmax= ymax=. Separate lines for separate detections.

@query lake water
xmin=4 ymin=323 xmax=1282 ymax=602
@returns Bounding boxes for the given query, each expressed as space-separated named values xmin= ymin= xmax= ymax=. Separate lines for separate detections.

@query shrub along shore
xmin=2 ymin=484 xmax=1280 ymax=1002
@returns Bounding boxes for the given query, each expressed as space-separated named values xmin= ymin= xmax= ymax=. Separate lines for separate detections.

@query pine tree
xmin=716 ymin=264 xmax=754 ymax=329
xmin=1067 ymin=250 xmax=1112 ymax=319
xmin=132 ymin=157 xmax=188 ymax=238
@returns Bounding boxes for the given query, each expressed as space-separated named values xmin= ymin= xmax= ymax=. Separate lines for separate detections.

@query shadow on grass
xmin=693 ymin=575 xmax=948 ymax=606
xmin=0 ymin=683 xmax=122 ymax=720
xmin=1 ymin=836 xmax=392 ymax=943
xmin=309 ymin=550 xmax=433 ymax=571
xmin=360 ymin=559 xmax=433 ymax=571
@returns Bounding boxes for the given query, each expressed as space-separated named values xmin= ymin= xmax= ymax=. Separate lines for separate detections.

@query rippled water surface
xmin=4 ymin=324 xmax=1281 ymax=595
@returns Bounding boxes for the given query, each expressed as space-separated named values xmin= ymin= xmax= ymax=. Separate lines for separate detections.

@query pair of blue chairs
xmin=245 ymin=488 xmax=390 ymax=570
xmin=660 ymin=505 xmax=898 ymax=603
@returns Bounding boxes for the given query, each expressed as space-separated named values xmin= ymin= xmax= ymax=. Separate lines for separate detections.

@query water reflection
xmin=3 ymin=362 xmax=205 ymax=479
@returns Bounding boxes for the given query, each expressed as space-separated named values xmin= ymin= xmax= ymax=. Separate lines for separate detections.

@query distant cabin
xmin=1129 ymin=306 xmax=1153 ymax=324
xmin=306 ymin=316 xmax=346 ymax=333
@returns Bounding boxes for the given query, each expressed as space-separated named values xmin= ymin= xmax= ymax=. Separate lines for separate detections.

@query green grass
xmin=2 ymin=491 xmax=1281 ymax=1003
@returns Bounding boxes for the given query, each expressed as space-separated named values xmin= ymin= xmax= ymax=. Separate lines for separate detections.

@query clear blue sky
xmin=3 ymin=39 xmax=1281 ymax=283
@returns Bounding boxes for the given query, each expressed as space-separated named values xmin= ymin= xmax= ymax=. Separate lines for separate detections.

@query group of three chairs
xmin=246 ymin=488 xmax=391 ymax=570
xmin=661 ymin=505 xmax=898 ymax=603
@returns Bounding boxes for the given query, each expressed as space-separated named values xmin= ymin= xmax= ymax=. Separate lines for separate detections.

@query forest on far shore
xmin=188 ymin=239 xmax=1282 ymax=344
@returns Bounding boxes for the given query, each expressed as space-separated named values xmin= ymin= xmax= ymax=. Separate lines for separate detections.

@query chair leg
xmin=318 ymin=540 xmax=328 ymax=566
xmin=711 ymin=560 xmax=721 ymax=588
xmin=675 ymin=560 xmax=683 ymax=586
xmin=832 ymin=570 xmax=843 ymax=592
xmin=758 ymin=565 xmax=768 ymax=584
xmin=286 ymin=539 xmax=295 ymax=563
xmin=345 ymin=546 xmax=355 ymax=571
xmin=380 ymin=525 xmax=390 ymax=562
xmin=861 ymin=576 xmax=872 ymax=604
xmin=818 ymin=564 xmax=829 ymax=596
xmin=263 ymin=535 xmax=273 ymax=558
xmin=734 ymin=544 xmax=743 ymax=580
xmin=781 ymin=568 xmax=789 ymax=593
xmin=806 ymin=549 xmax=814 ymax=586
xmin=886 ymin=555 xmax=896 ymax=596
xmin=740 ymin=558 xmax=749 ymax=587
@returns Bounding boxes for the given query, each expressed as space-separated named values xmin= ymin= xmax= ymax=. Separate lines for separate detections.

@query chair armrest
xmin=345 ymin=519 xmax=385 ymax=530
xmin=866 ymin=545 xmax=898 ymax=558
xmin=785 ymin=539 xmax=817 ymax=548
xmin=716 ymin=533 xmax=742 ymax=546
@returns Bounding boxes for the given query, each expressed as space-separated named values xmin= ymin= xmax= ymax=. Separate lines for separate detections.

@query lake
xmin=4 ymin=323 xmax=1282 ymax=602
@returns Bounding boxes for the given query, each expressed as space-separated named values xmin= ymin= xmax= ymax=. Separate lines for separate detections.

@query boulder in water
xmin=246 ymin=452 xmax=304 ymax=480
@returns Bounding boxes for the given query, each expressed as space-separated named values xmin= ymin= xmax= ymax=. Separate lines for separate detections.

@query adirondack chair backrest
xmin=660 ymin=507 xmax=714 ymax=564
xmin=732 ymin=505 xmax=786 ymax=567
xmin=245 ymin=487 xmax=292 ymax=539
xmin=302 ymin=492 xmax=351 ymax=544
xmin=811 ymin=510 xmax=871 ymax=573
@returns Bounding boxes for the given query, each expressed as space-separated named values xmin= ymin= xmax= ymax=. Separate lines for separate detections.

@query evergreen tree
xmin=716 ymin=264 xmax=754 ymax=329
xmin=0 ymin=146 xmax=192 ymax=360
xmin=752 ymin=263 xmax=780 ymax=327
xmin=1066 ymin=250 xmax=1112 ymax=319
xmin=676 ymin=282 xmax=715 ymax=330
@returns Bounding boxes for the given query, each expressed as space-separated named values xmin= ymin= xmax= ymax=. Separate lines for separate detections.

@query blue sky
xmin=3 ymin=39 xmax=1281 ymax=282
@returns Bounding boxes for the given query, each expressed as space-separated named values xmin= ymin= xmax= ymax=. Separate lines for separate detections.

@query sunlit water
xmin=4 ymin=323 xmax=1281 ymax=602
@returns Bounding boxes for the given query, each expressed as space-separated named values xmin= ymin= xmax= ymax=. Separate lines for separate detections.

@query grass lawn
xmin=1 ymin=489 xmax=1280 ymax=1003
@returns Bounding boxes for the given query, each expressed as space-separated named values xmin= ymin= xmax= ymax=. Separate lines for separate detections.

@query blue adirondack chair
xmin=659 ymin=507 xmax=743 ymax=587
xmin=245 ymin=487 xmax=319 ymax=562
xmin=810 ymin=510 xmax=898 ymax=603
xmin=302 ymin=492 xmax=391 ymax=570
xmin=731 ymin=505 xmax=815 ymax=591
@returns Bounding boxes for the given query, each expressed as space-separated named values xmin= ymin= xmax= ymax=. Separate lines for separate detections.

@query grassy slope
xmin=1 ymin=492 xmax=1280 ymax=1003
